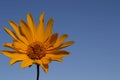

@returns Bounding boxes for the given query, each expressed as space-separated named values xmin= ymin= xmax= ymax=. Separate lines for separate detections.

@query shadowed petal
xmin=21 ymin=58 xmax=33 ymax=68
xmin=48 ymin=50 xmax=70 ymax=55
xmin=4 ymin=28 xmax=18 ymax=40
xmin=36 ymin=60 xmax=49 ymax=73
xmin=9 ymin=21 xmax=29 ymax=44
xmin=3 ymin=43 xmax=13 ymax=49
xmin=41 ymin=64 xmax=49 ymax=73
xmin=20 ymin=20 xmax=32 ymax=42
xmin=59 ymin=41 xmax=75 ymax=49
xmin=44 ymin=18 xmax=54 ymax=42
xmin=9 ymin=21 xmax=21 ymax=36
xmin=46 ymin=54 xmax=64 ymax=62
xmin=3 ymin=28 xmax=29 ymax=45
xmin=46 ymin=50 xmax=70 ymax=62
xmin=13 ymin=40 xmax=27 ymax=51
xmin=54 ymin=34 xmax=68 ymax=47
xmin=1 ymin=50 xmax=17 ymax=53
xmin=45 ymin=33 xmax=58 ymax=48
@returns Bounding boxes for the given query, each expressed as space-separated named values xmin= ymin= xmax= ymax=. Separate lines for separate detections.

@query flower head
xmin=1 ymin=12 xmax=74 ymax=73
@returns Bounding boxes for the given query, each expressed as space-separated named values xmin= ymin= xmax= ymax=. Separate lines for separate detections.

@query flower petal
xmin=27 ymin=12 xmax=36 ymax=41
xmin=9 ymin=21 xmax=29 ymax=44
xmin=41 ymin=64 xmax=49 ymax=73
xmin=46 ymin=54 xmax=63 ymax=62
xmin=13 ymin=40 xmax=27 ymax=52
xmin=3 ymin=43 xmax=13 ymax=49
xmin=2 ymin=51 xmax=27 ymax=59
xmin=4 ymin=28 xmax=18 ymax=40
xmin=59 ymin=41 xmax=74 ymax=49
xmin=45 ymin=33 xmax=58 ymax=48
xmin=20 ymin=20 xmax=33 ymax=42
xmin=36 ymin=60 xmax=49 ymax=73
xmin=9 ymin=21 xmax=21 ymax=36
xmin=1 ymin=50 xmax=17 ymax=53
xmin=46 ymin=50 xmax=70 ymax=62
xmin=54 ymin=34 xmax=68 ymax=47
xmin=10 ymin=58 xmax=22 ymax=65
xmin=4 ymin=27 xmax=29 ymax=45
xmin=17 ymin=33 xmax=29 ymax=45
xmin=47 ymin=50 xmax=70 ymax=56
xmin=41 ymin=57 xmax=51 ymax=64
xmin=37 ymin=12 xmax=45 ymax=42
xmin=44 ymin=18 xmax=54 ymax=42
xmin=20 ymin=58 xmax=33 ymax=68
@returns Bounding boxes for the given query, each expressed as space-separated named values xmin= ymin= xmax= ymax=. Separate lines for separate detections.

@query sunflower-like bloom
xmin=1 ymin=12 xmax=74 ymax=73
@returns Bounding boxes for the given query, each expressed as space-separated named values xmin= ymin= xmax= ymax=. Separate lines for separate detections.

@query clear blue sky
xmin=0 ymin=0 xmax=120 ymax=80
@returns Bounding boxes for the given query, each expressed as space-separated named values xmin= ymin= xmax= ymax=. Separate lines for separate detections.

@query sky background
xmin=0 ymin=0 xmax=120 ymax=80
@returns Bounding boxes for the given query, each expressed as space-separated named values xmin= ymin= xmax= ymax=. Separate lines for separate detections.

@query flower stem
xmin=36 ymin=64 xmax=40 ymax=80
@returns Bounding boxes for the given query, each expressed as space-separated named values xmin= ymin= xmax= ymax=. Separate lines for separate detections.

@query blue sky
xmin=0 ymin=0 xmax=120 ymax=80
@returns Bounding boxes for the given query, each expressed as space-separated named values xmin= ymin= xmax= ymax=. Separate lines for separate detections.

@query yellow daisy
xmin=1 ymin=12 xmax=74 ymax=73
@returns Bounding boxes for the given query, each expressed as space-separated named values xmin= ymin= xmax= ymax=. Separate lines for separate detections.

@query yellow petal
xmin=36 ymin=60 xmax=42 ymax=65
xmin=13 ymin=40 xmax=27 ymax=51
xmin=59 ymin=41 xmax=75 ymax=49
xmin=4 ymin=27 xmax=29 ymax=45
xmin=2 ymin=51 xmax=27 ymax=59
xmin=37 ymin=12 xmax=45 ymax=42
xmin=54 ymin=34 xmax=68 ymax=47
xmin=1 ymin=50 xmax=16 ymax=53
xmin=45 ymin=33 xmax=58 ymax=48
xmin=4 ymin=28 xmax=18 ymax=40
xmin=41 ymin=64 xmax=49 ymax=73
xmin=20 ymin=20 xmax=32 ymax=42
xmin=27 ymin=12 xmax=36 ymax=41
xmin=46 ymin=54 xmax=63 ymax=62
xmin=51 ymin=57 xmax=63 ymax=62
xmin=8 ymin=23 xmax=29 ymax=45
xmin=17 ymin=32 xmax=29 ymax=45
xmin=36 ymin=60 xmax=49 ymax=73
xmin=44 ymin=18 xmax=54 ymax=42
xmin=9 ymin=21 xmax=21 ymax=36
xmin=46 ymin=50 xmax=70 ymax=62
xmin=47 ymin=50 xmax=70 ymax=56
xmin=9 ymin=21 xmax=29 ymax=44
xmin=41 ymin=57 xmax=51 ymax=64
xmin=49 ymin=33 xmax=58 ymax=44
xmin=10 ymin=58 xmax=24 ymax=65
xmin=3 ymin=43 xmax=13 ymax=49
xmin=21 ymin=58 xmax=33 ymax=68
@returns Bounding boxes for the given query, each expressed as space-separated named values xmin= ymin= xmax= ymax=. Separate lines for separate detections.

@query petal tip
xmin=40 ymin=12 xmax=45 ymax=20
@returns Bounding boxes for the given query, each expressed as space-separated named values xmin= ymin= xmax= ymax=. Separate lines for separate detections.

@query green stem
xmin=36 ymin=64 xmax=40 ymax=80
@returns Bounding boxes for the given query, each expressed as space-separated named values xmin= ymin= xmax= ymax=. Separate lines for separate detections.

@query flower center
xmin=27 ymin=42 xmax=46 ymax=60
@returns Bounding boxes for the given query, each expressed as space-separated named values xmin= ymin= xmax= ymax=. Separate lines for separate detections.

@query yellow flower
xmin=1 ymin=12 xmax=74 ymax=73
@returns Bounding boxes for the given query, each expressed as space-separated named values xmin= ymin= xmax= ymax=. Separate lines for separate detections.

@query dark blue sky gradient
xmin=0 ymin=0 xmax=120 ymax=80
